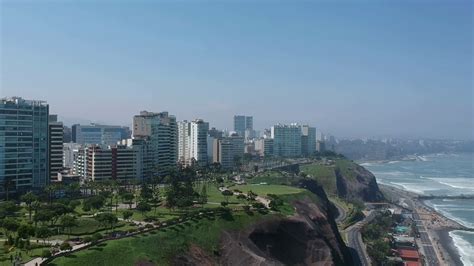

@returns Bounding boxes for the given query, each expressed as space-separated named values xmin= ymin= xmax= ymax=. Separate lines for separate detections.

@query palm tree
xmin=3 ymin=177 xmax=15 ymax=201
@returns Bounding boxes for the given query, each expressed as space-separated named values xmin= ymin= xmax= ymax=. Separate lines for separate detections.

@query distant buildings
xmin=254 ymin=138 xmax=274 ymax=157
xmin=49 ymin=115 xmax=64 ymax=182
xmin=233 ymin=115 xmax=253 ymax=138
xmin=63 ymin=143 xmax=82 ymax=169
xmin=72 ymin=124 xmax=130 ymax=145
xmin=133 ymin=111 xmax=178 ymax=178
xmin=212 ymin=133 xmax=244 ymax=169
xmin=0 ymin=97 xmax=50 ymax=194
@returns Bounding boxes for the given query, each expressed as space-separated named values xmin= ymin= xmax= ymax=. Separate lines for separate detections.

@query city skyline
xmin=1 ymin=1 xmax=473 ymax=140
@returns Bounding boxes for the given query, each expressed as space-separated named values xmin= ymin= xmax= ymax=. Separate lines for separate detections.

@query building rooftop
xmin=397 ymin=249 xmax=419 ymax=260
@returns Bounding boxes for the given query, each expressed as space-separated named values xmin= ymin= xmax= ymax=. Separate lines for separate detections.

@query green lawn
xmin=300 ymin=163 xmax=337 ymax=195
xmin=249 ymin=170 xmax=294 ymax=185
xmin=49 ymin=212 xmax=269 ymax=266
xmin=234 ymin=184 xmax=303 ymax=196
xmin=0 ymin=242 xmax=50 ymax=266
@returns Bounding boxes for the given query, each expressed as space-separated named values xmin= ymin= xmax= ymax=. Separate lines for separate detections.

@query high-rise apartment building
xmin=178 ymin=119 xmax=209 ymax=166
xmin=301 ymin=125 xmax=316 ymax=156
xmin=233 ymin=115 xmax=253 ymax=137
xmin=178 ymin=121 xmax=191 ymax=165
xmin=0 ymin=97 xmax=50 ymax=194
xmin=133 ymin=111 xmax=178 ymax=178
xmin=271 ymin=124 xmax=302 ymax=157
xmin=190 ymin=119 xmax=209 ymax=166
xmin=72 ymin=124 xmax=129 ymax=145
xmin=49 ymin=115 xmax=64 ymax=182
xmin=85 ymin=145 xmax=139 ymax=181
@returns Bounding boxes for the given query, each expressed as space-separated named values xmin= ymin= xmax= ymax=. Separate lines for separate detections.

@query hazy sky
xmin=1 ymin=1 xmax=472 ymax=139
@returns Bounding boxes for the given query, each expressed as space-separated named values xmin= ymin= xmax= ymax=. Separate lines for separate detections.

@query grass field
xmin=300 ymin=163 xmax=337 ymax=195
xmin=49 ymin=212 xmax=269 ymax=266
xmin=249 ymin=170 xmax=294 ymax=185
xmin=233 ymin=184 xmax=303 ymax=196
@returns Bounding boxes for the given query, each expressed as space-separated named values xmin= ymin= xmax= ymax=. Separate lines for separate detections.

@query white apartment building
xmin=178 ymin=119 xmax=209 ymax=166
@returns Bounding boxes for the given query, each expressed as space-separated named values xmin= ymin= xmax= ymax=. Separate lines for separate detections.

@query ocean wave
xmin=449 ymin=231 xmax=474 ymax=266
xmin=388 ymin=160 xmax=400 ymax=164
xmin=388 ymin=182 xmax=440 ymax=195
xmin=422 ymin=177 xmax=474 ymax=192
xmin=360 ymin=162 xmax=373 ymax=166
xmin=417 ymin=156 xmax=429 ymax=162
xmin=372 ymin=171 xmax=411 ymax=177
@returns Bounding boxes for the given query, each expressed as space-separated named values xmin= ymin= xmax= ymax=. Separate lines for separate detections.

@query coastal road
xmin=387 ymin=187 xmax=441 ymax=266
xmin=331 ymin=200 xmax=347 ymax=224
xmin=346 ymin=211 xmax=376 ymax=266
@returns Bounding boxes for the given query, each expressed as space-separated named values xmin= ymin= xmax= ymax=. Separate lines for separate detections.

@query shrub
xmin=60 ymin=242 xmax=72 ymax=251
xmin=252 ymin=202 xmax=266 ymax=209
xmin=144 ymin=224 xmax=154 ymax=229
xmin=91 ymin=233 xmax=103 ymax=243
xmin=41 ymin=249 xmax=52 ymax=258
xmin=82 ymin=236 xmax=92 ymax=243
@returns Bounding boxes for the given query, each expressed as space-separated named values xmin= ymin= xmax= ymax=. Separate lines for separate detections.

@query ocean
xmin=361 ymin=153 xmax=474 ymax=266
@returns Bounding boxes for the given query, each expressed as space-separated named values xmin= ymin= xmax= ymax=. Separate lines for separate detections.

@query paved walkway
xmin=25 ymin=243 xmax=89 ymax=266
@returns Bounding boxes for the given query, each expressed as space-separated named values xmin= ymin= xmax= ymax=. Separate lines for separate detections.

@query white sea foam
xmin=422 ymin=177 xmax=474 ymax=192
xmin=360 ymin=162 xmax=373 ymax=166
xmin=388 ymin=160 xmax=400 ymax=164
xmin=389 ymin=182 xmax=439 ymax=195
xmin=372 ymin=171 xmax=411 ymax=177
xmin=417 ymin=156 xmax=429 ymax=161
xmin=450 ymin=231 xmax=474 ymax=266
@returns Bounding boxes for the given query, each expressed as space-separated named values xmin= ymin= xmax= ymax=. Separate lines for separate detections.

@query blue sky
xmin=1 ymin=0 xmax=472 ymax=139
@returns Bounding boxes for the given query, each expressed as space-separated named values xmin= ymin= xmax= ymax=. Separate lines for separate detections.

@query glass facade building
xmin=0 ymin=97 xmax=49 ymax=194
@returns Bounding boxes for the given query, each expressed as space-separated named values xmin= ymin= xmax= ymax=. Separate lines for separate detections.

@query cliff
xmin=334 ymin=161 xmax=384 ymax=202
xmin=301 ymin=159 xmax=384 ymax=203
xmin=175 ymin=180 xmax=352 ymax=266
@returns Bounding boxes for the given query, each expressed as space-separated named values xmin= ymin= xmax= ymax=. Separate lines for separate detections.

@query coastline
xmin=379 ymin=184 xmax=466 ymax=266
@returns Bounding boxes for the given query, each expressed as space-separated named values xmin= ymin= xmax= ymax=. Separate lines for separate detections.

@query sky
xmin=1 ymin=0 xmax=472 ymax=140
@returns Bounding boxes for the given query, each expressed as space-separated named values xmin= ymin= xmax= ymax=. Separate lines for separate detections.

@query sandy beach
xmin=380 ymin=184 xmax=467 ymax=266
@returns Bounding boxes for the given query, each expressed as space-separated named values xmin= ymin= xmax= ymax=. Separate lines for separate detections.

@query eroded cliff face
xmin=174 ymin=192 xmax=352 ymax=266
xmin=218 ymin=197 xmax=351 ymax=266
xmin=335 ymin=163 xmax=384 ymax=202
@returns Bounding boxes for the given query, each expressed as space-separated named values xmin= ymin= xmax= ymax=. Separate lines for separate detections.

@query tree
xmin=121 ymin=193 xmax=134 ymax=209
xmin=122 ymin=210 xmax=133 ymax=221
xmin=1 ymin=217 xmax=19 ymax=237
xmin=3 ymin=177 xmax=15 ymax=201
xmin=140 ymin=184 xmax=153 ymax=200
xmin=35 ymin=227 xmax=52 ymax=245
xmin=200 ymin=185 xmax=208 ymax=207
xmin=0 ymin=201 xmax=20 ymax=219
xmin=221 ymin=190 xmax=233 ymax=203
xmin=83 ymin=195 xmax=106 ymax=212
xmin=60 ymin=215 xmax=78 ymax=239
xmin=136 ymin=201 xmax=151 ymax=216
xmin=95 ymin=213 xmax=118 ymax=232
xmin=17 ymin=224 xmax=35 ymax=240
xmin=34 ymin=209 xmax=54 ymax=226
xmin=21 ymin=192 xmax=38 ymax=221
